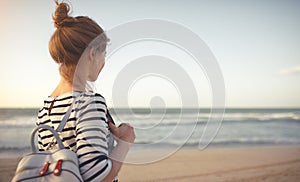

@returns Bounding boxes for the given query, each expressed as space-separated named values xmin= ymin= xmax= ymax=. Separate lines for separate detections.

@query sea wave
xmin=134 ymin=138 xmax=300 ymax=148
xmin=0 ymin=146 xmax=30 ymax=154
xmin=0 ymin=118 xmax=36 ymax=127
xmin=1 ymin=108 xmax=299 ymax=126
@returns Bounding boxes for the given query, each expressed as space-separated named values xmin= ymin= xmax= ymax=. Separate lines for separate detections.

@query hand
xmin=109 ymin=122 xmax=135 ymax=144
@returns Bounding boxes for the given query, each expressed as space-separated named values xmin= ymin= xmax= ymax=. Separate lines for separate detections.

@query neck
xmin=50 ymin=77 xmax=85 ymax=97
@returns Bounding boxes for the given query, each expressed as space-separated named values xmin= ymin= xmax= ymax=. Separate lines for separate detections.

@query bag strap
xmin=43 ymin=94 xmax=78 ymax=150
xmin=56 ymin=93 xmax=115 ymax=132
xmin=107 ymin=109 xmax=115 ymax=125
xmin=31 ymin=125 xmax=64 ymax=153
xmin=56 ymin=99 xmax=76 ymax=132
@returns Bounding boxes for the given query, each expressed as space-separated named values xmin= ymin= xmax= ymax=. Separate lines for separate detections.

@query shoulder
xmin=75 ymin=92 xmax=108 ymax=126
xmin=77 ymin=91 xmax=105 ymax=100
xmin=75 ymin=91 xmax=107 ymax=115
xmin=76 ymin=91 xmax=106 ymax=106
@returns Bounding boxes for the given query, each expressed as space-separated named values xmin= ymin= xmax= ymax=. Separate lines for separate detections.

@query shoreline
xmin=2 ymin=145 xmax=300 ymax=182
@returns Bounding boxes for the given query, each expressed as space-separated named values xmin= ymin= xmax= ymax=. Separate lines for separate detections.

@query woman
xmin=36 ymin=1 xmax=135 ymax=181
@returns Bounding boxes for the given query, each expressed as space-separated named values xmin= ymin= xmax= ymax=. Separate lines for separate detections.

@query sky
xmin=0 ymin=0 xmax=299 ymax=108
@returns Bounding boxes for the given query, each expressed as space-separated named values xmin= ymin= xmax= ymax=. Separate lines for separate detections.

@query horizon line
xmin=1 ymin=106 xmax=300 ymax=110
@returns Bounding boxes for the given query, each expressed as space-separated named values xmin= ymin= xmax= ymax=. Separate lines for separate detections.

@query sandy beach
xmin=1 ymin=146 xmax=299 ymax=182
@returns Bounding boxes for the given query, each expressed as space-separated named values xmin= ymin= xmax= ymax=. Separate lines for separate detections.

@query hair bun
xmin=53 ymin=1 xmax=74 ymax=28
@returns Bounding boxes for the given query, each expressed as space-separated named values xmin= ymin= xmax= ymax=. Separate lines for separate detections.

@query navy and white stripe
xmin=36 ymin=91 xmax=115 ymax=181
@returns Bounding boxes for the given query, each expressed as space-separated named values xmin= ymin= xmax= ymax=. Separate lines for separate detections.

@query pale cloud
xmin=279 ymin=65 xmax=300 ymax=75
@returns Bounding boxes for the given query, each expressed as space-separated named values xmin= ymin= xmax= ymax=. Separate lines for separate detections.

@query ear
xmin=88 ymin=47 xmax=96 ymax=62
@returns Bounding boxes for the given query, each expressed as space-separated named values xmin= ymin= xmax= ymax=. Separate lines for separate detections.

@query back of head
xmin=49 ymin=1 xmax=107 ymax=83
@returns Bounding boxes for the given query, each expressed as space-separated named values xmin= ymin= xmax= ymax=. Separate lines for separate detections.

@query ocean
xmin=0 ymin=108 xmax=300 ymax=156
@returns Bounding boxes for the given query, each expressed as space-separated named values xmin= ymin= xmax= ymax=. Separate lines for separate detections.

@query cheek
xmin=97 ymin=62 xmax=104 ymax=75
xmin=92 ymin=51 xmax=105 ymax=74
xmin=96 ymin=57 xmax=105 ymax=74
xmin=98 ymin=56 xmax=105 ymax=68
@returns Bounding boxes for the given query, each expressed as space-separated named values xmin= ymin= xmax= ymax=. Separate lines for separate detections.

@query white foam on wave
xmin=0 ymin=116 xmax=36 ymax=127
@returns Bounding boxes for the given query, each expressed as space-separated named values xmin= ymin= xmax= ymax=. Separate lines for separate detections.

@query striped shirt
xmin=36 ymin=91 xmax=115 ymax=181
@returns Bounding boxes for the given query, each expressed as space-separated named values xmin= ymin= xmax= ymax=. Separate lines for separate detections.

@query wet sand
xmin=2 ymin=146 xmax=300 ymax=182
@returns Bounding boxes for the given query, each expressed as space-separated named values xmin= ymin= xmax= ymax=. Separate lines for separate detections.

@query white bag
xmin=12 ymin=125 xmax=83 ymax=182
